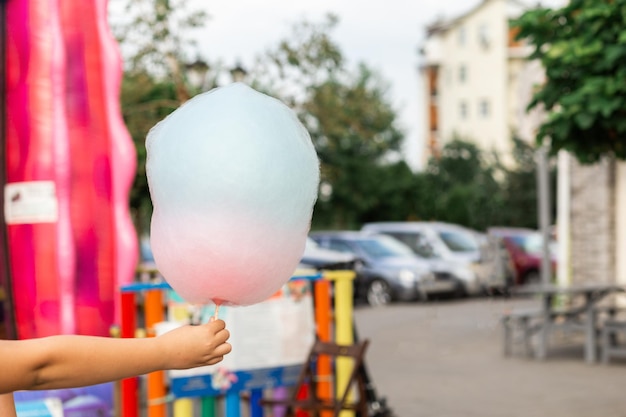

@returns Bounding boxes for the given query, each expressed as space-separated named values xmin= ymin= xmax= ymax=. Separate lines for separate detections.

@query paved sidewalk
xmin=354 ymin=297 xmax=626 ymax=417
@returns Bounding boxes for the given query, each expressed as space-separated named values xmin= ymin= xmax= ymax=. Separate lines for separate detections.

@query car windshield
xmin=511 ymin=233 xmax=553 ymax=255
xmin=354 ymin=236 xmax=414 ymax=259
xmin=438 ymin=230 xmax=479 ymax=252
xmin=305 ymin=237 xmax=320 ymax=250
xmin=385 ymin=232 xmax=438 ymax=258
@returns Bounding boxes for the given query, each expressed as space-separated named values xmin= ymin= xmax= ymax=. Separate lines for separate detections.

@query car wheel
xmin=454 ymin=282 xmax=468 ymax=298
xmin=524 ymin=270 xmax=541 ymax=285
xmin=366 ymin=279 xmax=393 ymax=307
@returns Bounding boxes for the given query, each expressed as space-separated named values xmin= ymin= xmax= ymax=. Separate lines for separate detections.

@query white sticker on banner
xmin=4 ymin=181 xmax=58 ymax=224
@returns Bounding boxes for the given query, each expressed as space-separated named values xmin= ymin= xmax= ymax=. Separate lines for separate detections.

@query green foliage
xmin=513 ymin=0 xmax=626 ymax=162
xmin=112 ymin=0 xmax=207 ymax=77
xmin=120 ymin=73 xmax=179 ymax=232
xmin=412 ymin=137 xmax=558 ymax=231
xmin=112 ymin=0 xmax=213 ymax=232
xmin=251 ymin=14 xmax=344 ymax=103
xmin=497 ymin=137 xmax=556 ymax=229
xmin=418 ymin=140 xmax=506 ymax=231
xmin=305 ymin=67 xmax=404 ymax=169
xmin=358 ymin=162 xmax=422 ymax=223
xmin=252 ymin=15 xmax=409 ymax=229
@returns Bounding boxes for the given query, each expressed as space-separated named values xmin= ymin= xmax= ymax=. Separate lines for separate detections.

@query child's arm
xmin=0 ymin=319 xmax=230 ymax=394
xmin=0 ymin=393 xmax=16 ymax=417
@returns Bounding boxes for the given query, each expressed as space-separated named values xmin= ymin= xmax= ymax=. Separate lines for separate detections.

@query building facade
xmin=419 ymin=0 xmax=543 ymax=166
xmin=421 ymin=0 xmax=626 ymax=289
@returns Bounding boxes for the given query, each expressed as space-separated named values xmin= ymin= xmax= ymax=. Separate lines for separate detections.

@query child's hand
xmin=157 ymin=319 xmax=231 ymax=369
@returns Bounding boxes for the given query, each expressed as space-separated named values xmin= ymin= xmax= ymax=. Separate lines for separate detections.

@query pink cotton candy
xmin=146 ymin=83 xmax=320 ymax=305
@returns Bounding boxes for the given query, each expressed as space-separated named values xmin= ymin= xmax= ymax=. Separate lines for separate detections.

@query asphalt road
xmin=353 ymin=296 xmax=626 ymax=417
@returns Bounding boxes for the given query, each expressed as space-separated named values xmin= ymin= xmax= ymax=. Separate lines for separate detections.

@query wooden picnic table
xmin=512 ymin=283 xmax=625 ymax=363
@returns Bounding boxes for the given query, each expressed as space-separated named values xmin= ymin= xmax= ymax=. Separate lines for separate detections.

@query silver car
xmin=309 ymin=231 xmax=457 ymax=306
xmin=361 ymin=221 xmax=508 ymax=296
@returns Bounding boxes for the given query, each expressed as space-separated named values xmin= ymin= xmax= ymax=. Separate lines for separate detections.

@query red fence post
xmin=120 ymin=291 xmax=138 ymax=417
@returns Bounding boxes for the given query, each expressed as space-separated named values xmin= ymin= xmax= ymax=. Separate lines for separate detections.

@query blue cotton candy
xmin=146 ymin=83 xmax=320 ymax=305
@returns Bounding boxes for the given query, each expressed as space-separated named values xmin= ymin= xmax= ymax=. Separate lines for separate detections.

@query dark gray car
xmin=362 ymin=221 xmax=511 ymax=295
xmin=309 ymin=231 xmax=455 ymax=306
xmin=298 ymin=237 xmax=356 ymax=270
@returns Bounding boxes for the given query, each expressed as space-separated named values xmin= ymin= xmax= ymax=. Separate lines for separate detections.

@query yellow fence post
xmin=324 ymin=270 xmax=355 ymax=417
xmin=173 ymin=398 xmax=194 ymax=417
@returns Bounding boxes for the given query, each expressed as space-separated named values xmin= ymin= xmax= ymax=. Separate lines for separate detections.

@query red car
xmin=487 ymin=227 xmax=557 ymax=286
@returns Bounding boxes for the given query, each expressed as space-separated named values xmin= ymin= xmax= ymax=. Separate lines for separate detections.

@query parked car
xmin=487 ymin=227 xmax=557 ymax=285
xmin=309 ymin=231 xmax=458 ymax=306
xmin=298 ymin=237 xmax=356 ymax=270
xmin=361 ymin=221 xmax=500 ymax=295
xmin=472 ymin=232 xmax=516 ymax=294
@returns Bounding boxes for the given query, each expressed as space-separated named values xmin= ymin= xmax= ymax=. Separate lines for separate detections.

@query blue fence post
xmin=225 ymin=391 xmax=240 ymax=417
xmin=249 ymin=389 xmax=263 ymax=417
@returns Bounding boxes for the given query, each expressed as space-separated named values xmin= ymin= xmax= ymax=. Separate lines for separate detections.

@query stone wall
xmin=568 ymin=157 xmax=615 ymax=284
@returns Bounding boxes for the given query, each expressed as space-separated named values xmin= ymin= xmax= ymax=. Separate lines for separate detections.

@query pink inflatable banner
xmin=6 ymin=0 xmax=137 ymax=339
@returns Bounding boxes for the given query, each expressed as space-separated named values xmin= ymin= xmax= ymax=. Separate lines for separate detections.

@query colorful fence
xmin=117 ymin=270 xmax=356 ymax=417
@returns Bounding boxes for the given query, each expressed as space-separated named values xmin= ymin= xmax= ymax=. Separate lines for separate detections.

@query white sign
xmin=4 ymin=181 xmax=58 ymax=224
xmin=164 ymin=280 xmax=316 ymax=380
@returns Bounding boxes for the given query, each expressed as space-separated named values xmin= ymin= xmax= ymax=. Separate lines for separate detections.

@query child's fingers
xmin=216 ymin=328 xmax=230 ymax=340
xmin=215 ymin=342 xmax=232 ymax=356
xmin=211 ymin=342 xmax=232 ymax=357
xmin=207 ymin=319 xmax=226 ymax=330
xmin=206 ymin=356 xmax=224 ymax=366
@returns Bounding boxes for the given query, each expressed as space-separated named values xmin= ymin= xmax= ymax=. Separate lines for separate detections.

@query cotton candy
xmin=146 ymin=83 xmax=319 ymax=305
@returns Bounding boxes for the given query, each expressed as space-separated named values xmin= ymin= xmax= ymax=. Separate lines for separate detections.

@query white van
xmin=362 ymin=221 xmax=510 ymax=295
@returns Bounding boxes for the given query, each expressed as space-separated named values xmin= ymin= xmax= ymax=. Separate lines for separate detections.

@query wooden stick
xmin=213 ymin=303 xmax=221 ymax=321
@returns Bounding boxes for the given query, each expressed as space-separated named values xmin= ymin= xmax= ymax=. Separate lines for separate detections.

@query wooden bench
xmin=601 ymin=320 xmax=626 ymax=364
xmin=594 ymin=305 xmax=626 ymax=319
xmin=502 ymin=307 xmax=588 ymax=358
xmin=501 ymin=308 xmax=543 ymax=357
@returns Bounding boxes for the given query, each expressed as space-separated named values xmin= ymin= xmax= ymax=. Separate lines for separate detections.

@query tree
xmin=514 ymin=0 xmax=626 ymax=163
xmin=305 ymin=68 xmax=406 ymax=228
xmin=119 ymin=75 xmax=179 ymax=233
xmin=112 ymin=0 xmax=211 ymax=101
xmin=251 ymin=15 xmax=407 ymax=229
xmin=111 ymin=0 xmax=217 ymax=233
xmin=497 ymin=137 xmax=557 ymax=229
xmin=250 ymin=14 xmax=344 ymax=106
xmin=419 ymin=139 xmax=505 ymax=231
xmin=358 ymin=161 xmax=422 ymax=223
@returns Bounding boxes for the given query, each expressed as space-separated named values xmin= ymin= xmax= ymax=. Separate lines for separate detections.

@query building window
xmin=427 ymin=67 xmax=438 ymax=97
xmin=458 ymin=26 xmax=467 ymax=46
xmin=459 ymin=100 xmax=468 ymax=119
xmin=478 ymin=23 xmax=490 ymax=49
xmin=479 ymin=99 xmax=490 ymax=117
xmin=459 ymin=64 xmax=467 ymax=83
